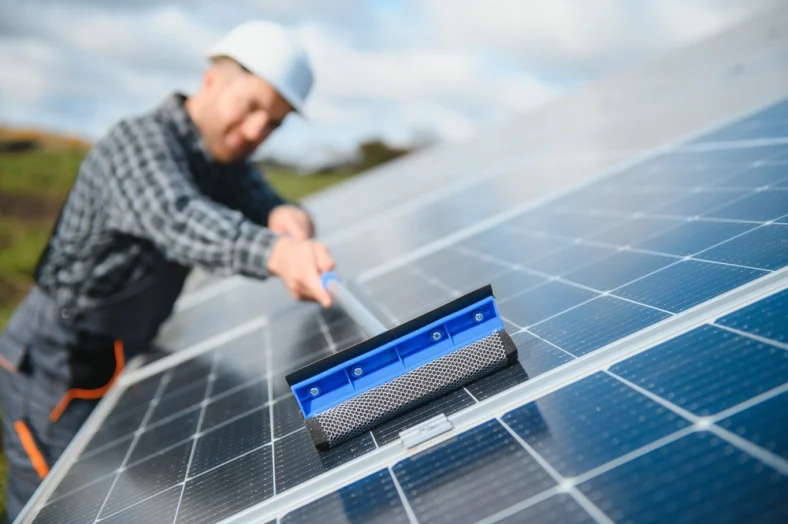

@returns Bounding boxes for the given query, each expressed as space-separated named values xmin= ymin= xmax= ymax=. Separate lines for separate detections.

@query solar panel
xmin=15 ymin=6 xmax=788 ymax=524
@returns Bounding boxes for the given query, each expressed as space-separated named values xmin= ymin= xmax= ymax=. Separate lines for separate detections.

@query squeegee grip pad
xmin=305 ymin=329 xmax=518 ymax=449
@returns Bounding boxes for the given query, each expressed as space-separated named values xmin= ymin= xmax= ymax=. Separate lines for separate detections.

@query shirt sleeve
xmin=226 ymin=163 xmax=290 ymax=227
xmin=100 ymin=120 xmax=280 ymax=280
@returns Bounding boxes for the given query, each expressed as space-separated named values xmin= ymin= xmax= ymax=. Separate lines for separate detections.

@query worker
xmin=0 ymin=20 xmax=333 ymax=523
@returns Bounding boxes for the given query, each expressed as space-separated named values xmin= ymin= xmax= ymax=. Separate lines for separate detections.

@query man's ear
xmin=203 ymin=66 xmax=219 ymax=90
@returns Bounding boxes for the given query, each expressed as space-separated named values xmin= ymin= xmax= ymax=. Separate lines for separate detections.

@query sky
xmin=0 ymin=0 xmax=775 ymax=169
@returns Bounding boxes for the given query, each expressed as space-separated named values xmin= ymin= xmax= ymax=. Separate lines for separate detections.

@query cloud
xmin=253 ymin=21 xmax=556 ymax=168
xmin=0 ymin=0 xmax=775 ymax=168
xmin=413 ymin=0 xmax=773 ymax=80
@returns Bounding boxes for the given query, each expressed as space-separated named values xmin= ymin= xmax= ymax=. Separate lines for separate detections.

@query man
xmin=0 ymin=20 xmax=333 ymax=523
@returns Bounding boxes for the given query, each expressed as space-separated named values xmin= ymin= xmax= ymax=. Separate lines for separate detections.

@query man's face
xmin=202 ymin=65 xmax=293 ymax=163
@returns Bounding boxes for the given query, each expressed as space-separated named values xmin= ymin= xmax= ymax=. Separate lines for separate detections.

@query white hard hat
xmin=206 ymin=20 xmax=314 ymax=115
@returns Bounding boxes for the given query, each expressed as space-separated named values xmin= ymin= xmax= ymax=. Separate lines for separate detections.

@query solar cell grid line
xmin=170 ymin=354 xmax=217 ymax=521
xmin=495 ymin=417 xmax=613 ymax=524
xmin=611 ymin=374 xmax=788 ymax=475
xmin=714 ymin=286 xmax=788 ymax=344
xmin=265 ymin=322 xmax=278 ymax=499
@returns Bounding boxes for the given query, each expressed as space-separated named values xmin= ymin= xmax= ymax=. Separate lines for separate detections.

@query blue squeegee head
xmin=286 ymin=285 xmax=518 ymax=450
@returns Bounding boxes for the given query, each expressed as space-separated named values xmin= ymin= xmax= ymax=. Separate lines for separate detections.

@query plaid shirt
xmin=35 ymin=92 xmax=288 ymax=312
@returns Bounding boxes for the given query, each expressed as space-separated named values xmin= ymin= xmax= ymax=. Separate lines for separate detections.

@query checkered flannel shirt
xmin=35 ymin=92 xmax=289 ymax=312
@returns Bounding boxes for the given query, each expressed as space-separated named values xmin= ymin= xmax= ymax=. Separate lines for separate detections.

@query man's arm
xmin=100 ymin=121 xmax=279 ymax=279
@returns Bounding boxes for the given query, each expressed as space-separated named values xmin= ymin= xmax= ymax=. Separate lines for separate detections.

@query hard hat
xmin=206 ymin=20 xmax=314 ymax=115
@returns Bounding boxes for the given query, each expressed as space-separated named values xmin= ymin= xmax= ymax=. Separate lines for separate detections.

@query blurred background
xmin=0 ymin=1 xmax=775 ymax=513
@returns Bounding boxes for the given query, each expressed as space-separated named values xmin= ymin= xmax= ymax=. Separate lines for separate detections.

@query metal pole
xmin=322 ymin=272 xmax=387 ymax=338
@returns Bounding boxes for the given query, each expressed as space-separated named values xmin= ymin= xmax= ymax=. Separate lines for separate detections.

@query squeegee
xmin=286 ymin=271 xmax=518 ymax=450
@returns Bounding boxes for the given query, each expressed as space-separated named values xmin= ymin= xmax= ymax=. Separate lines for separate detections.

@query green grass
xmin=265 ymin=168 xmax=357 ymax=201
xmin=0 ymin=150 xmax=82 ymax=200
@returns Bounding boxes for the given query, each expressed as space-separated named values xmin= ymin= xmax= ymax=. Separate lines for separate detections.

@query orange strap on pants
xmin=49 ymin=339 xmax=126 ymax=423
xmin=14 ymin=419 xmax=50 ymax=479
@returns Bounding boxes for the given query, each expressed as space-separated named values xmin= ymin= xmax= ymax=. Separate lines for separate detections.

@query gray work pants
xmin=0 ymin=287 xmax=122 ymax=524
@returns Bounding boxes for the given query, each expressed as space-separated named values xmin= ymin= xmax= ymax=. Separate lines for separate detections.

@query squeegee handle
xmin=321 ymin=271 xmax=387 ymax=338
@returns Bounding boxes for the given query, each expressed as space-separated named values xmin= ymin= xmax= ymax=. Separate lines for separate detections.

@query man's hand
xmin=268 ymin=205 xmax=314 ymax=240
xmin=267 ymin=236 xmax=334 ymax=308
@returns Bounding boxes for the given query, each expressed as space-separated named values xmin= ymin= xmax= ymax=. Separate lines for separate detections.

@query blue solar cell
xmin=704 ymin=188 xmax=788 ymax=221
xmin=632 ymin=219 xmax=756 ymax=256
xmin=675 ymin=143 xmax=788 ymax=164
xmin=614 ymin=260 xmax=766 ymax=313
xmin=576 ymin=431 xmax=788 ymax=523
xmin=102 ymin=486 xmax=180 ymax=524
xmin=467 ymin=362 xmax=530 ymax=401
xmin=647 ymin=165 xmax=743 ymax=187
xmin=498 ymin=281 xmax=599 ymax=327
xmin=612 ymin=158 xmax=747 ymax=187
xmin=280 ymin=469 xmax=409 ymax=524
xmin=515 ymin=212 xmax=625 ymax=239
xmin=714 ymin=162 xmax=788 ymax=188
xmin=103 ymin=441 xmax=192 ymax=517
xmin=554 ymin=188 xmax=685 ymax=214
xmin=610 ymin=324 xmax=788 ymax=416
xmin=32 ymin=481 xmax=112 ymax=524
xmin=588 ymin=217 xmax=684 ymax=247
xmin=529 ymin=296 xmax=670 ymax=356
xmin=562 ymin=250 xmax=676 ymax=291
xmin=392 ymin=420 xmax=556 ymax=523
xmin=715 ymin=288 xmax=788 ymax=344
xmin=649 ymin=189 xmax=751 ymax=217
xmin=496 ymin=494 xmax=595 ymax=524
xmin=691 ymin=99 xmax=788 ymax=142
xmin=508 ymin=330 xmax=574 ymax=377
xmin=696 ymin=224 xmax=788 ymax=271
xmin=177 ymin=446 xmax=274 ymax=524
xmin=460 ymin=226 xmax=524 ymax=251
xmin=467 ymin=231 xmax=570 ymax=266
xmin=487 ymin=269 xmax=546 ymax=301
xmin=413 ymin=249 xmax=511 ymax=293
xmin=718 ymin=391 xmax=788 ymax=460
xmin=275 ymin=430 xmax=376 ymax=493
xmin=526 ymin=243 xmax=617 ymax=275
xmin=502 ymin=372 xmax=691 ymax=477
